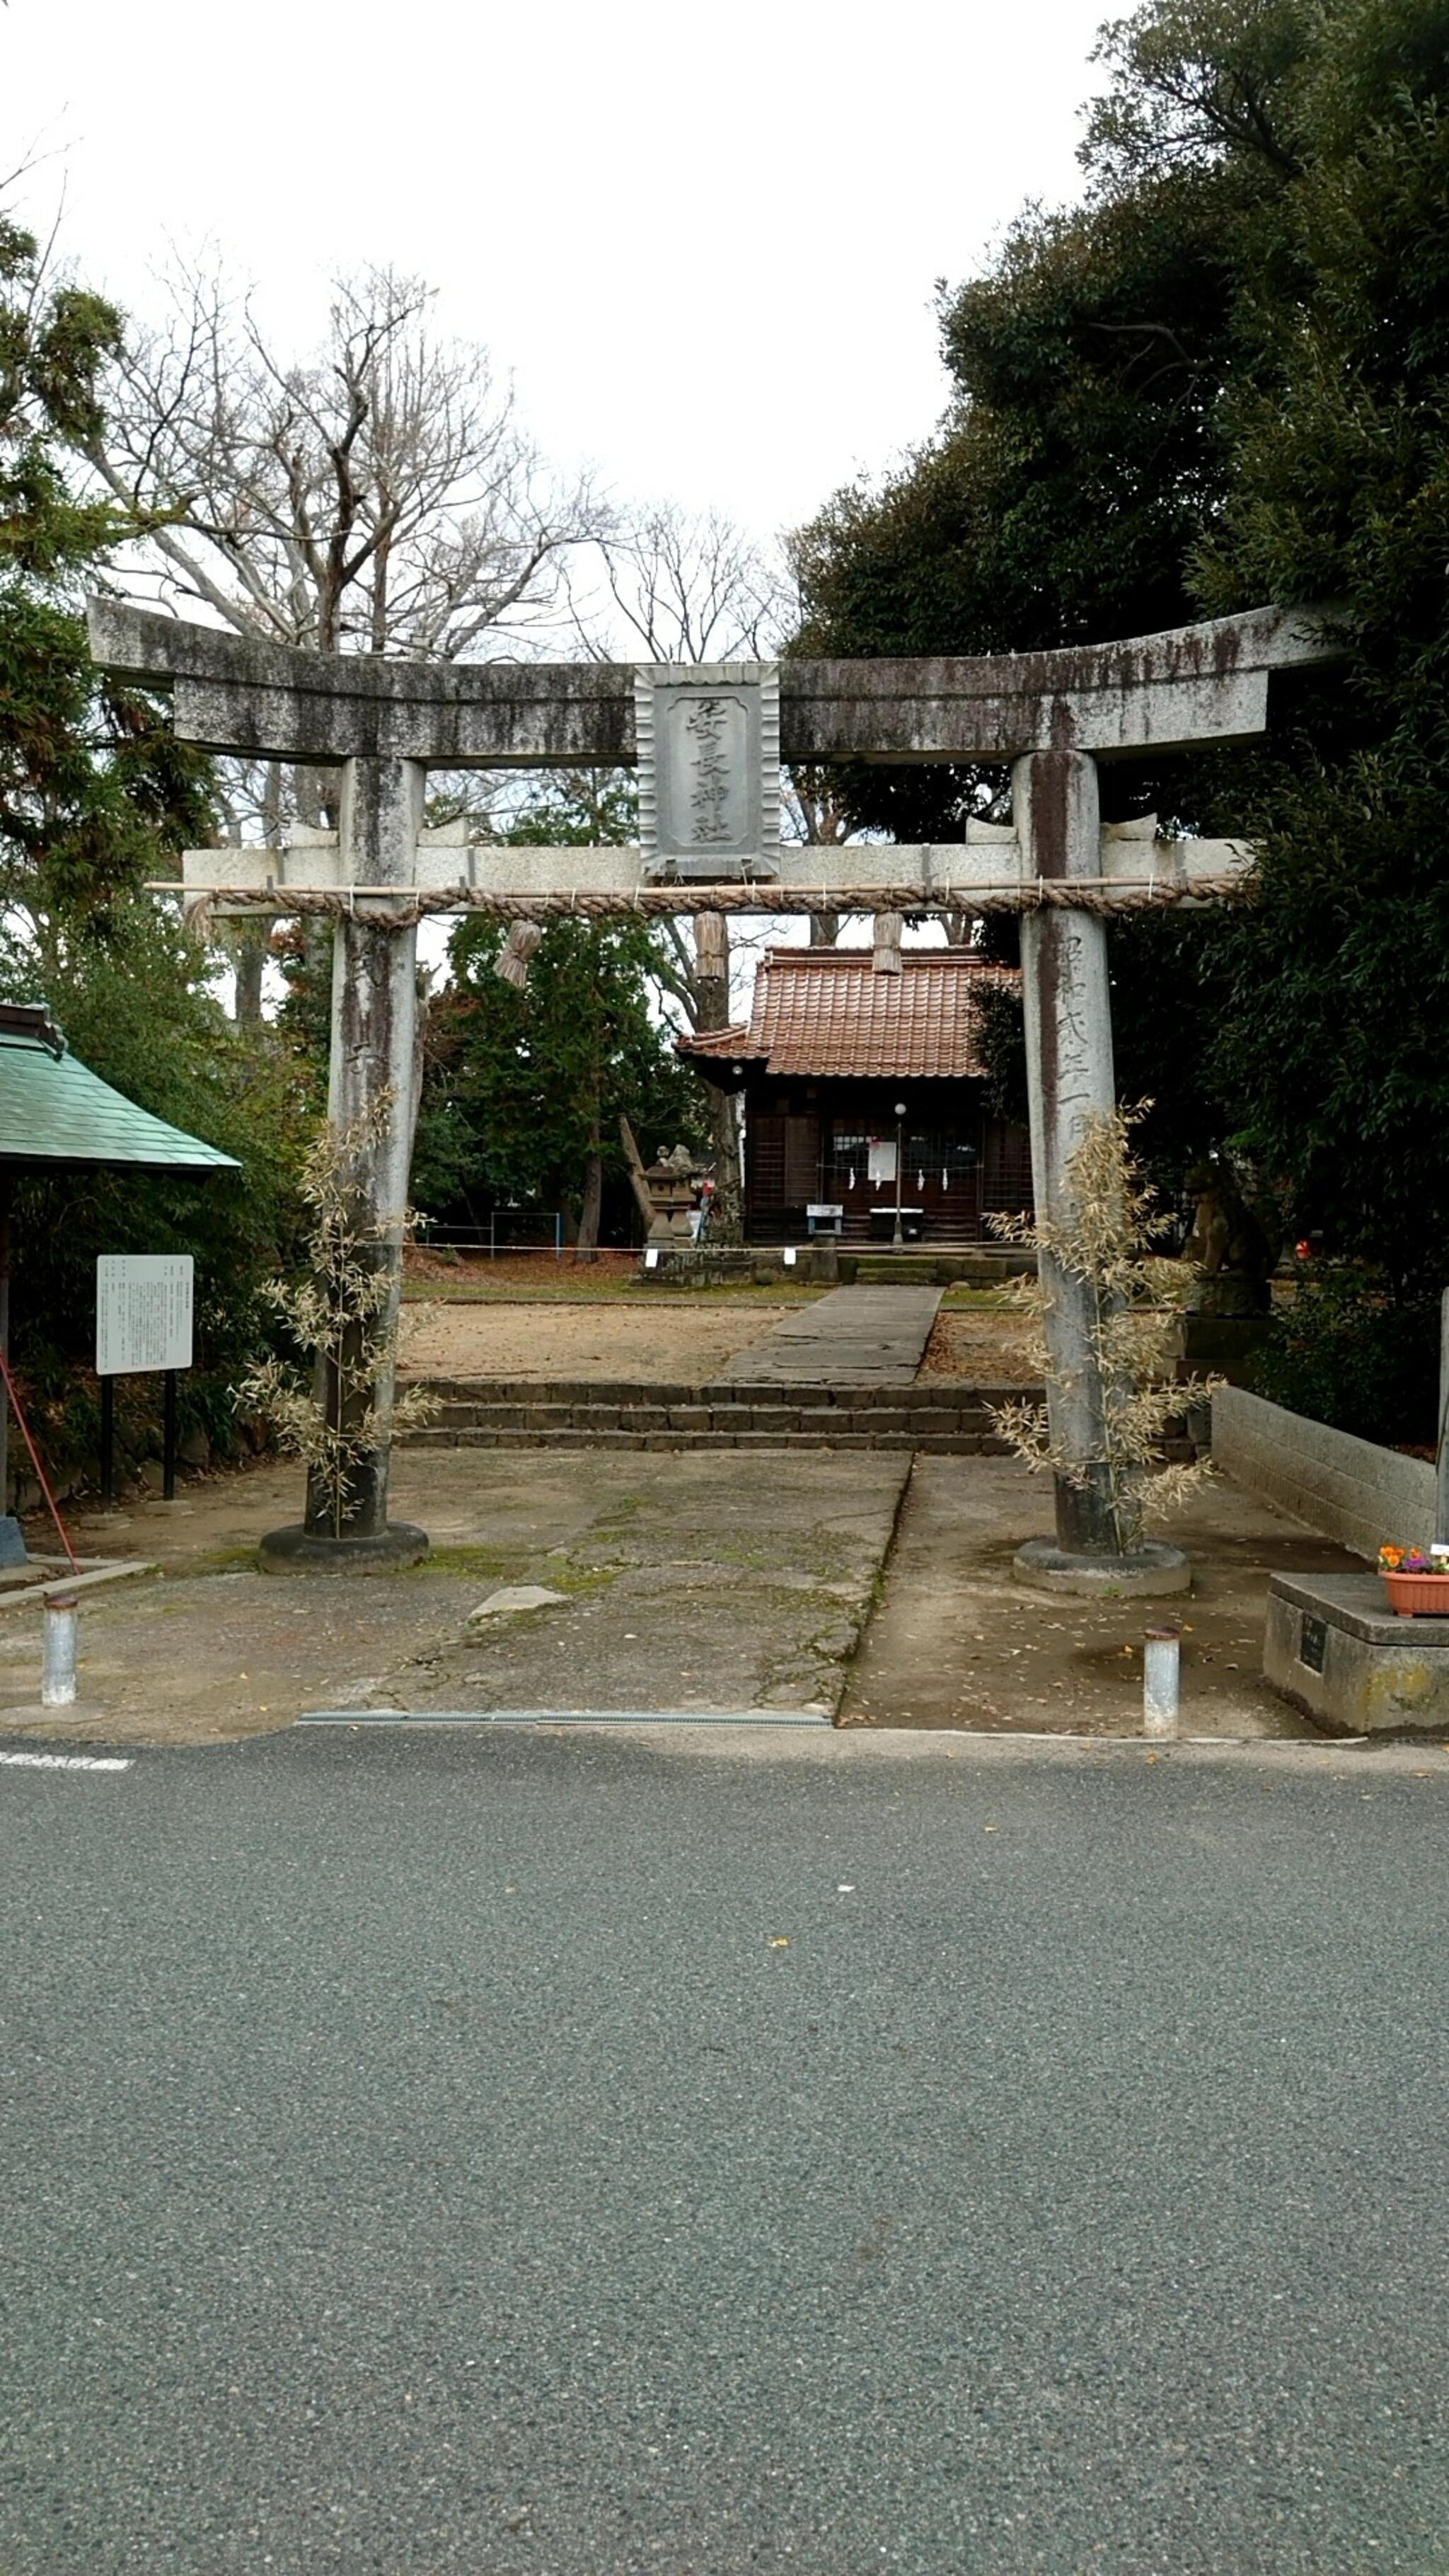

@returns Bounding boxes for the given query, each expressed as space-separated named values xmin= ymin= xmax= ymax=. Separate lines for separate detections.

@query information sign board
xmin=96 ymin=1255 xmax=194 ymax=1377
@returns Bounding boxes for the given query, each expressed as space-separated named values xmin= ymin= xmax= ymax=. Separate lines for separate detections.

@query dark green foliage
xmin=0 ymin=214 xmax=305 ymax=1485
xmin=974 ymin=978 xmax=1029 ymax=1130
xmin=420 ymin=917 xmax=704 ymax=1238
xmin=0 ymin=217 xmax=213 ymax=931
xmin=1192 ymin=0 xmax=1449 ymax=1295
xmin=790 ymin=0 xmax=1449 ymax=1429
xmin=790 ymin=144 xmax=1269 ymax=841
xmin=1083 ymin=0 xmax=1311 ymax=185
xmin=1211 ymin=766 xmax=1449 ymax=1282
xmin=415 ymin=773 xmax=704 ymax=1239
xmin=1252 ymin=1269 xmax=1438 ymax=1447
xmin=271 ymin=923 xmax=333 ymax=1075
xmin=0 ymin=907 xmax=311 ymax=1469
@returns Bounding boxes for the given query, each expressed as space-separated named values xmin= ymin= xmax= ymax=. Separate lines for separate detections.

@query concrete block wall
xmin=1211 ymin=1385 xmax=1434 ymax=1563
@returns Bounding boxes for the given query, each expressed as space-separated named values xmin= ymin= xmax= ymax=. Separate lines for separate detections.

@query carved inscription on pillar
xmin=635 ymin=662 xmax=780 ymax=879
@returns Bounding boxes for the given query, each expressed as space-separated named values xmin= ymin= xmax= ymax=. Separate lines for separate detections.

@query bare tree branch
xmin=564 ymin=503 xmax=788 ymax=664
xmin=83 ymin=259 xmax=609 ymax=662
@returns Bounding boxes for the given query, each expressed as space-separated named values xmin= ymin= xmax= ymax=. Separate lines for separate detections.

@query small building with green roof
xmin=0 ymin=1003 xmax=241 ymax=1558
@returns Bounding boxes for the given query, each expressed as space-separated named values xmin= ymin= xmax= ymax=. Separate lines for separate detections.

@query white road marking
xmin=0 ymin=1750 xmax=132 ymax=1772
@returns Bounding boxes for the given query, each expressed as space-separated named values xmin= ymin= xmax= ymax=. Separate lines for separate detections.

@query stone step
xmin=399 ymin=1423 xmax=1011 ymax=1455
xmin=396 ymin=1369 xmax=1048 ymax=1455
xmin=838 ymin=1252 xmax=1034 ymax=1288
xmin=404 ymin=1375 xmax=1036 ymax=1411
xmin=412 ymin=1402 xmax=1004 ymax=1434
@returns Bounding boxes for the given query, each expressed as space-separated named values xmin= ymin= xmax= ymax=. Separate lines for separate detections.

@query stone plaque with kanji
xmin=635 ymin=663 xmax=780 ymax=879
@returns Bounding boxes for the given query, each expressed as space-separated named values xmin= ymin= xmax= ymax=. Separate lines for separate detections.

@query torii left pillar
xmin=260 ymin=755 xmax=429 ymax=1570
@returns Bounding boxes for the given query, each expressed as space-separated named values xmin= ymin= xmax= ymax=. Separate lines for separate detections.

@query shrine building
xmin=679 ymin=945 xmax=1033 ymax=1247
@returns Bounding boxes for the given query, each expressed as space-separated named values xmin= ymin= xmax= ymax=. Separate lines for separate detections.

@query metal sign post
xmin=95 ymin=1255 xmax=195 ymax=1508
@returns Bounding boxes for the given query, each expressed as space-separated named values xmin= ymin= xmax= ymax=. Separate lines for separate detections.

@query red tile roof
xmin=679 ymin=946 xmax=1017 ymax=1082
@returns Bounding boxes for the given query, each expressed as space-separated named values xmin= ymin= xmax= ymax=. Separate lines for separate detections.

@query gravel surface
xmin=398 ymin=1298 xmax=790 ymax=1382
xmin=1 ymin=1727 xmax=1445 ymax=2573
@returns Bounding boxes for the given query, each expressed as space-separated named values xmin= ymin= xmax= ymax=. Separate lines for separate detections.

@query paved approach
xmin=717 ymin=1283 xmax=942 ymax=1386
xmin=3 ymin=1731 xmax=1446 ymax=2572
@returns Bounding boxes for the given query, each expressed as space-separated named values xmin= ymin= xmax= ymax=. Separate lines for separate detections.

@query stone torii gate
xmin=88 ymin=598 xmax=1337 ymax=1571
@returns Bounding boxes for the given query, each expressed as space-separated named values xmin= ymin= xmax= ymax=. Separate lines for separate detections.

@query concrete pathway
xmin=4 ymin=1450 xmax=909 ymax=1740
xmin=718 ymin=1283 xmax=941 ymax=1387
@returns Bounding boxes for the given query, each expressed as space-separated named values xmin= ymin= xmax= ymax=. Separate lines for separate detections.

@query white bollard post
xmin=1143 ymin=1627 xmax=1180 ymax=1736
xmin=42 ymin=1593 xmax=79 ymax=1708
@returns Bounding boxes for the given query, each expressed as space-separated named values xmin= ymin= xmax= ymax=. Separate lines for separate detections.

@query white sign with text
xmin=96 ymin=1255 xmax=194 ymax=1377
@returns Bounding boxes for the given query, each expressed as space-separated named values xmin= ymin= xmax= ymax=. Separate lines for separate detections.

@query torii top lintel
xmin=86 ymin=599 xmax=1339 ymax=770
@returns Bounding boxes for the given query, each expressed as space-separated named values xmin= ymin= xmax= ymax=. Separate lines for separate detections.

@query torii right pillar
xmin=1013 ymin=749 xmax=1164 ymax=1574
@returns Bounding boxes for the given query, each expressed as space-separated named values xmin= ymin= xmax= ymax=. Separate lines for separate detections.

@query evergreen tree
xmin=0 ymin=218 xmax=212 ymax=936
xmin=415 ymin=775 xmax=705 ymax=1247
xmin=790 ymin=0 xmax=1449 ymax=1428
xmin=0 ymin=214 xmax=306 ymax=1478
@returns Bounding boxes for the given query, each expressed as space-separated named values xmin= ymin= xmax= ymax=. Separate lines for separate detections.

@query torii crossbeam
xmin=88 ymin=597 xmax=1340 ymax=1573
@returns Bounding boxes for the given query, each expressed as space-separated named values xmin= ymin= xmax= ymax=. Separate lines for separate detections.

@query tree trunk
xmin=809 ymin=913 xmax=841 ymax=946
xmin=709 ymin=1090 xmax=743 ymax=1241
xmin=231 ymin=925 xmax=267 ymax=1024
xmin=576 ymin=1127 xmax=604 ymax=1263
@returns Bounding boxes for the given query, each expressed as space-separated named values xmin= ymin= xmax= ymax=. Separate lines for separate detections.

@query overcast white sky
xmin=5 ymin=0 xmax=1109 ymax=551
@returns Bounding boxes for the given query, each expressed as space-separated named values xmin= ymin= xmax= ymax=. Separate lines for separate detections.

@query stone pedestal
xmin=1014 ymin=1539 xmax=1190 ymax=1598
xmin=258 ymin=1521 xmax=429 ymax=1576
xmin=1264 ymin=1572 xmax=1449 ymax=1734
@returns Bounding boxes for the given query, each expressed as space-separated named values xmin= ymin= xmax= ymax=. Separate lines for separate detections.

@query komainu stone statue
xmin=1183 ymin=1158 xmax=1276 ymax=1318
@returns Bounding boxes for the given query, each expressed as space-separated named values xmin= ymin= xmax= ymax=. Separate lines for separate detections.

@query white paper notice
xmin=867 ymin=1140 xmax=897 ymax=1184
xmin=96 ymin=1255 xmax=195 ymax=1376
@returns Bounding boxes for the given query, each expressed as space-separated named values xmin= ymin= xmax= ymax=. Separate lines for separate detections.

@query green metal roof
xmin=0 ymin=1025 xmax=241 ymax=1172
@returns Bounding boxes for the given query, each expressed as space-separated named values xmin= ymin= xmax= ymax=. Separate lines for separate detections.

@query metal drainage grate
xmin=298 ymin=1706 xmax=833 ymax=1729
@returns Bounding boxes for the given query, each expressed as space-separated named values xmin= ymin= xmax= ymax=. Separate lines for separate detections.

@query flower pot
xmin=1380 ymin=1571 xmax=1449 ymax=1617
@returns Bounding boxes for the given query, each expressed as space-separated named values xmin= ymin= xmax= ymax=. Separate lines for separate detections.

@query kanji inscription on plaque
xmin=635 ymin=663 xmax=781 ymax=879
xmin=96 ymin=1255 xmax=195 ymax=1376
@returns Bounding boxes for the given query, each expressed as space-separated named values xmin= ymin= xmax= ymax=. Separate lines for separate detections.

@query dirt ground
xmin=398 ymin=1294 xmax=1034 ymax=1385
xmin=840 ymin=1458 xmax=1364 ymax=1738
xmin=920 ymin=1307 xmax=1037 ymax=1385
xmin=398 ymin=1297 xmax=792 ymax=1382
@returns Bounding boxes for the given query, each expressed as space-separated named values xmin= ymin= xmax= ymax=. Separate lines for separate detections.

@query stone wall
xmin=1211 ymin=1385 xmax=1433 ymax=1562
xmin=399 ymin=1377 xmax=1025 ymax=1455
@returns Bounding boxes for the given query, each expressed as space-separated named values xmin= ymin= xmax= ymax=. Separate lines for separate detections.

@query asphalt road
xmin=1 ymin=1727 xmax=1445 ymax=2575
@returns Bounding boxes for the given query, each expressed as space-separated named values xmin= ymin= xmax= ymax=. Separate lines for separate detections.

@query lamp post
xmin=892 ymin=1099 xmax=907 ymax=1246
